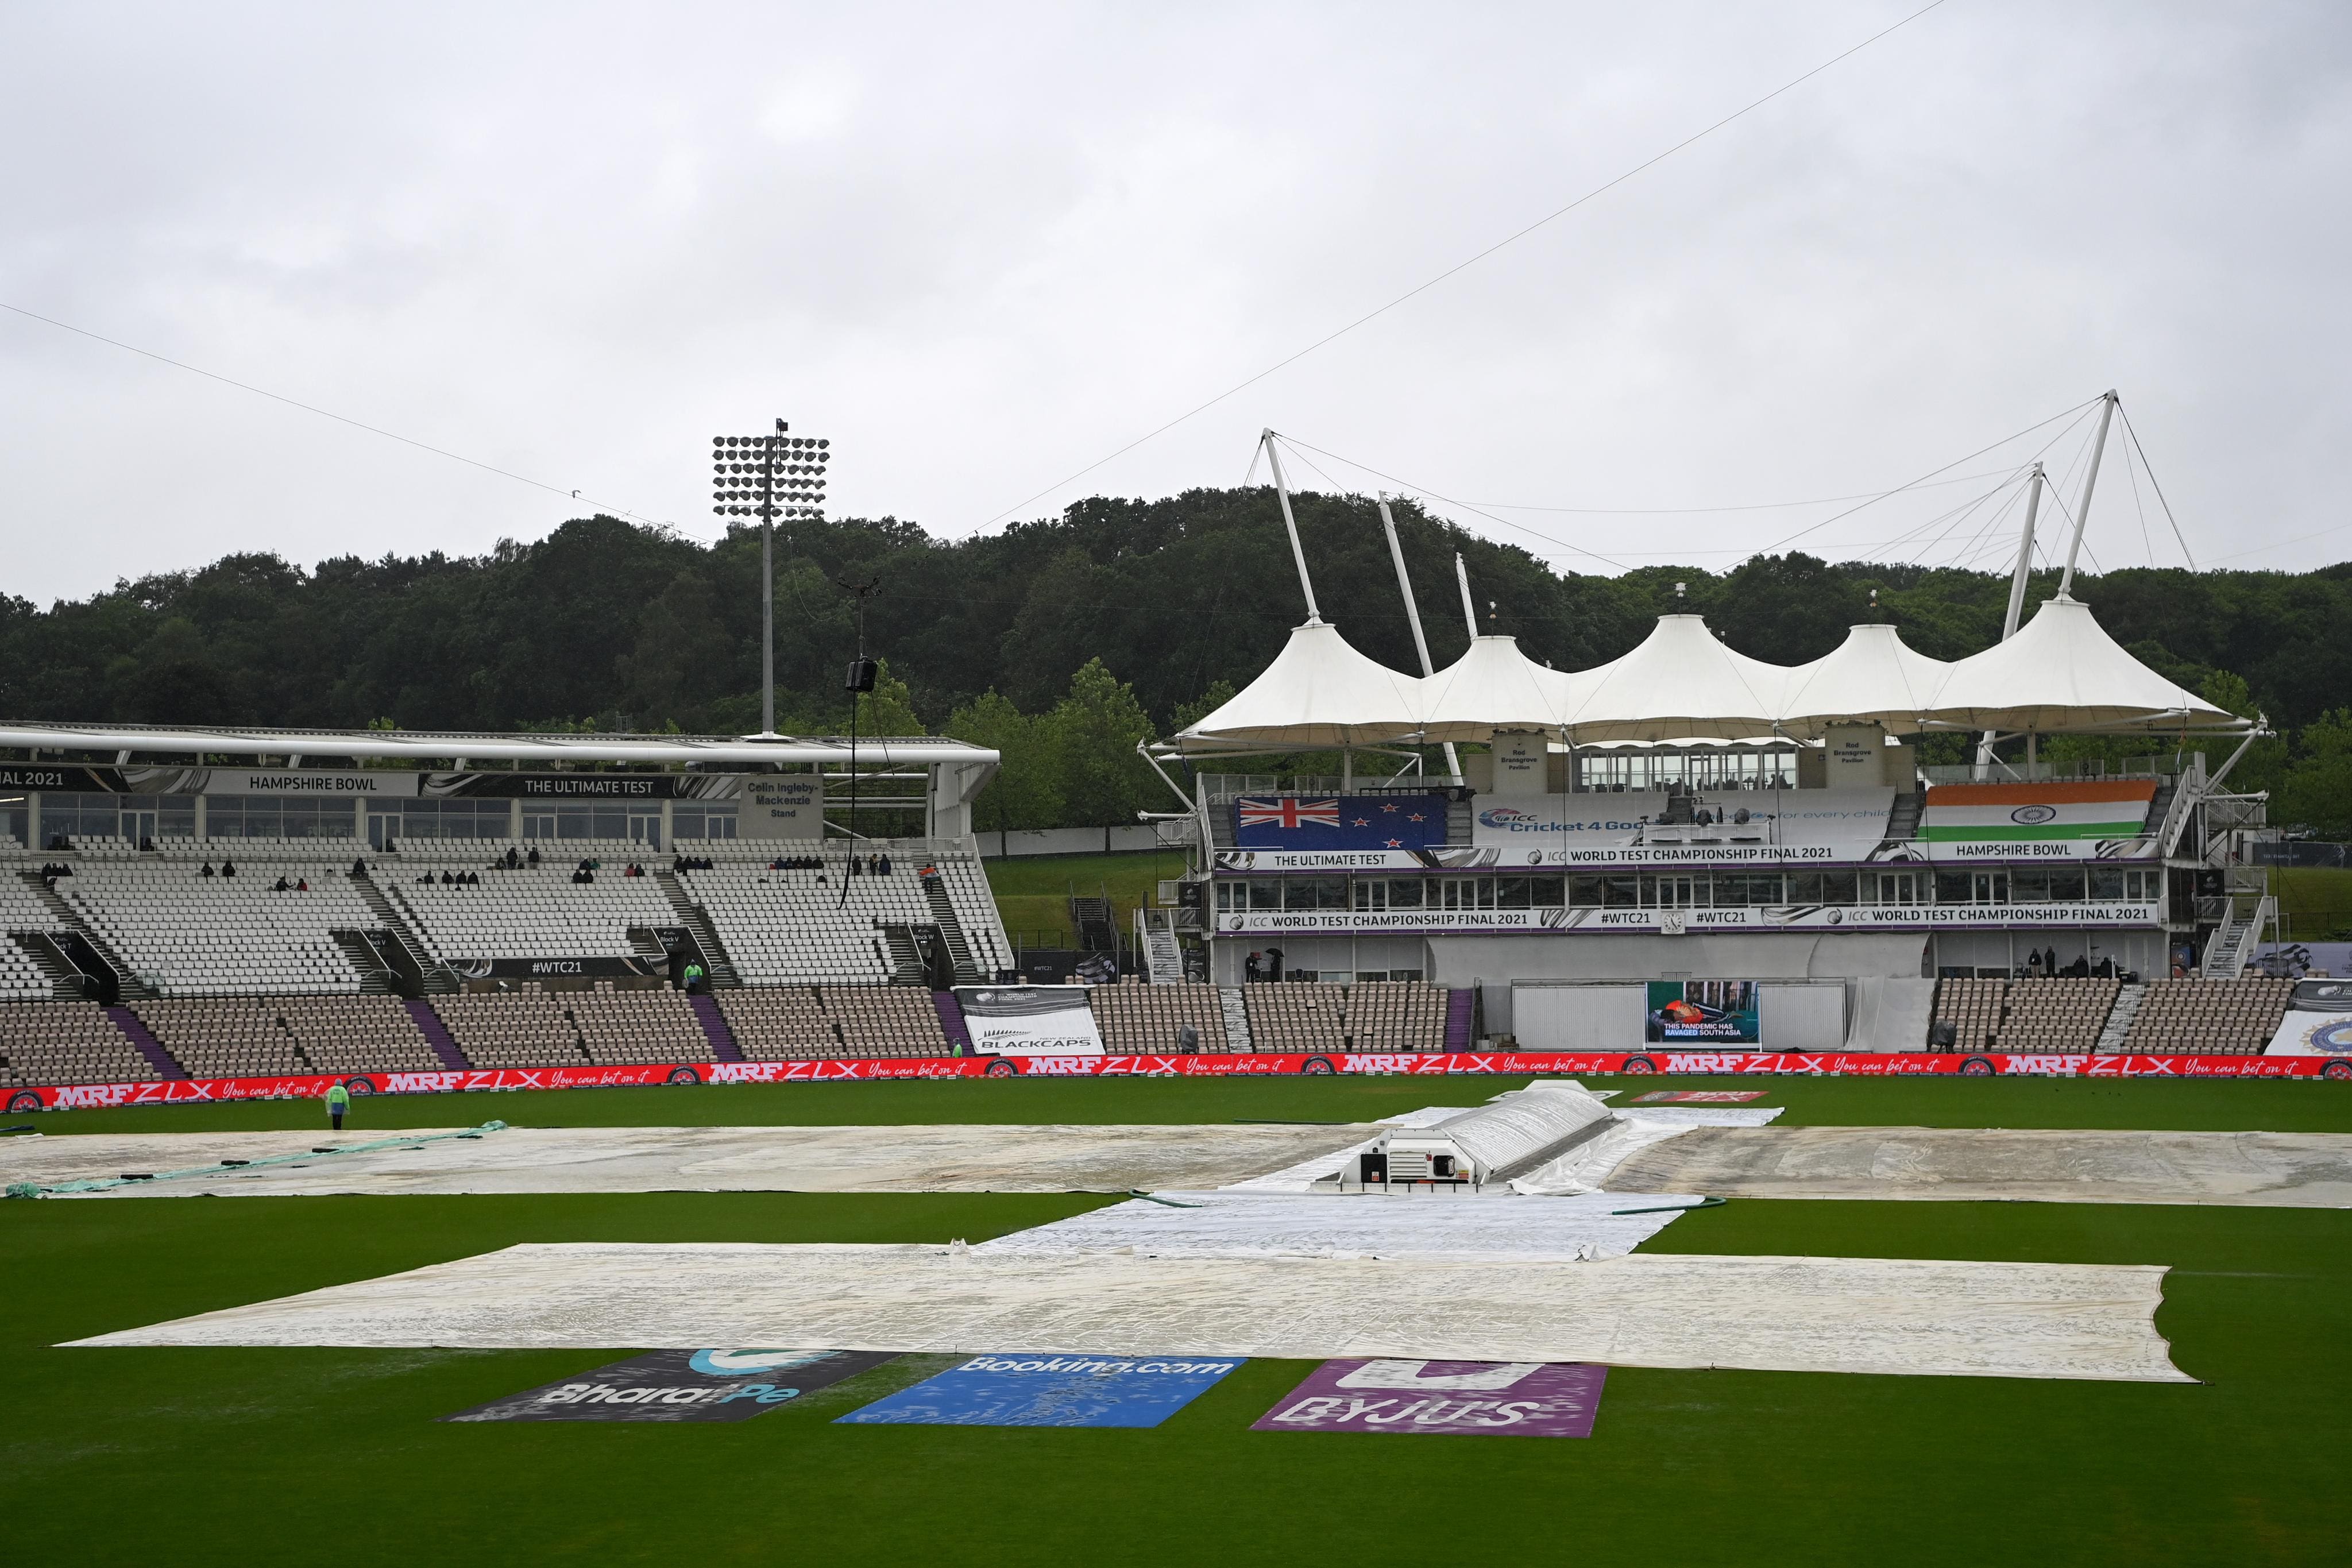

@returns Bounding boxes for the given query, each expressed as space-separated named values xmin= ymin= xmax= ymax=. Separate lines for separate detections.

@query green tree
xmin=1044 ymin=659 xmax=1161 ymax=825
xmin=2276 ymin=709 xmax=2352 ymax=838
xmin=946 ymin=689 xmax=1064 ymax=833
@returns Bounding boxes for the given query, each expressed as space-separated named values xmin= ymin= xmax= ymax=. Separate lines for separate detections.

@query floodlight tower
xmin=713 ymin=420 xmax=831 ymax=738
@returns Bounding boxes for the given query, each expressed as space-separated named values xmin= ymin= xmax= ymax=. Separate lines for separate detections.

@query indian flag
xmin=1920 ymin=781 xmax=2157 ymax=841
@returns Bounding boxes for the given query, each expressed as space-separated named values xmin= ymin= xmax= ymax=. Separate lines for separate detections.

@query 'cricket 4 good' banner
xmin=1921 ymin=781 xmax=2158 ymax=862
xmin=951 ymin=986 xmax=1106 ymax=1055
xmin=1252 ymin=1360 xmax=1606 ymax=1438
xmin=442 ymin=1348 xmax=897 ymax=1422
xmin=1232 ymin=794 xmax=1449 ymax=852
xmin=1645 ymin=980 xmax=1760 ymax=1045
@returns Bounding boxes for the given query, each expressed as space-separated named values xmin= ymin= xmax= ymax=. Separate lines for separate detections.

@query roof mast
xmin=1377 ymin=495 xmax=1461 ymax=779
xmin=1260 ymin=430 xmax=1322 ymax=624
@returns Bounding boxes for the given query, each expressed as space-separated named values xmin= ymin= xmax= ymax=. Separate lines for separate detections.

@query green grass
xmin=984 ymin=849 xmax=1187 ymax=949
xmin=2275 ymin=865 xmax=2352 ymax=941
xmin=6 ymin=1079 xmax=2352 ymax=1565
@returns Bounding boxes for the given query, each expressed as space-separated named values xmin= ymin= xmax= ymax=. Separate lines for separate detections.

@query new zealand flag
xmin=1232 ymin=793 xmax=1450 ymax=851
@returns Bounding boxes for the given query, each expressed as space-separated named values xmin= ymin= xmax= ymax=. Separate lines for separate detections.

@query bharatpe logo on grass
xmin=441 ymin=1349 xmax=897 ymax=1423
xmin=1253 ymin=1360 xmax=1607 ymax=1438
xmin=837 ymin=1354 xmax=1242 ymax=1428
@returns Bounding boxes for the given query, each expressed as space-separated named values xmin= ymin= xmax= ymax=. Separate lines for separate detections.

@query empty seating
xmin=1932 ymin=976 xmax=2120 ymax=1052
xmin=1244 ymin=980 xmax=1449 ymax=1053
xmin=386 ymin=863 xmax=678 ymax=963
xmin=1090 ymin=982 xmax=1231 ymax=1052
xmin=0 ymin=1000 xmax=153 ymax=1087
xmin=1932 ymin=976 xmax=2007 ymax=1051
xmin=1992 ymin=978 xmax=2121 ymax=1052
xmin=716 ymin=984 xmax=948 ymax=1060
xmin=133 ymin=995 xmax=445 ymax=1077
xmin=55 ymin=862 xmax=381 ymax=995
xmin=0 ymin=936 xmax=59 ymax=1002
xmin=433 ymin=984 xmax=707 ymax=1067
xmin=679 ymin=845 xmax=1010 ymax=984
xmin=2125 ymin=978 xmax=2295 ymax=1056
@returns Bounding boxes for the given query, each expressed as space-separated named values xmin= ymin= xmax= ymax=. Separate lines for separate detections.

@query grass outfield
xmin=2276 ymin=864 xmax=2352 ymax=941
xmin=6 ymin=1079 xmax=2350 ymax=1565
xmin=984 ymin=848 xmax=1183 ymax=949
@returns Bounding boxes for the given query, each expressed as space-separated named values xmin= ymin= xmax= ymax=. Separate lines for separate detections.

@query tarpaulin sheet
xmin=1601 ymin=1125 xmax=2352 ymax=1207
xmin=6 ymin=1123 xmax=1378 ymax=1198
xmin=1510 ymin=1106 xmax=1787 ymax=1195
xmin=1418 ymin=1082 xmax=1616 ymax=1176
xmin=973 ymin=1190 xmax=1702 ymax=1263
xmin=68 ymin=1241 xmax=2188 ymax=1382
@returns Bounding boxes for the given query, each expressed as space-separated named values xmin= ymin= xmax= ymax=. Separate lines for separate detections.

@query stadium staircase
xmin=23 ymin=874 xmax=149 ymax=999
xmin=933 ymin=990 xmax=972 ymax=1054
xmin=2205 ymin=897 xmax=2274 ymax=980
xmin=103 ymin=1004 xmax=185 ymax=1079
xmin=13 ymin=932 xmax=90 ymax=999
xmin=918 ymin=872 xmax=984 ymax=983
xmin=878 ymin=924 xmax=932 ymax=986
xmin=652 ymin=871 xmax=741 ymax=988
xmin=1138 ymin=908 xmax=1183 ymax=984
xmin=1217 ymin=986 xmax=1252 ymax=1051
xmin=1884 ymin=791 xmax=1924 ymax=844
xmin=1445 ymin=988 xmax=1475 ymax=1051
xmin=1446 ymin=794 xmax=1474 ymax=843
xmin=401 ymin=998 xmax=472 ymax=1069
xmin=2150 ymin=775 xmax=2191 ymax=856
xmin=348 ymin=873 xmax=454 ymax=994
xmin=686 ymin=993 xmax=744 ymax=1062
xmin=330 ymin=931 xmax=397 ymax=994
xmin=1070 ymin=895 xmax=1117 ymax=955
xmin=2095 ymin=983 xmax=2147 ymax=1053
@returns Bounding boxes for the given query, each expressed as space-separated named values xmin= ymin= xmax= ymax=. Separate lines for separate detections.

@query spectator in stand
xmin=200 ymin=862 xmax=215 ymax=878
xmin=2026 ymin=951 xmax=2043 ymax=978
xmin=273 ymin=876 xmax=291 ymax=892
xmin=221 ymin=860 xmax=236 ymax=878
xmin=878 ymin=854 xmax=893 ymax=876
xmin=1245 ymin=951 xmax=1262 ymax=983
xmin=296 ymin=878 xmax=310 ymax=892
xmin=351 ymin=857 xmax=367 ymax=878
xmin=526 ymin=845 xmax=541 ymax=867
xmin=1266 ymin=946 xmax=1284 ymax=981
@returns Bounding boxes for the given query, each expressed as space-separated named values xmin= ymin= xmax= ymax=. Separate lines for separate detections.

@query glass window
xmin=1568 ymin=876 xmax=1604 ymax=907
xmin=2011 ymin=868 xmax=2053 ymax=902
xmin=1248 ymin=879 xmax=1281 ymax=911
xmin=1384 ymin=878 xmax=1424 ymax=910
xmin=1530 ymin=875 xmax=1565 ymax=907
xmin=1601 ymin=875 xmax=1639 ymax=908
xmin=2044 ymin=868 xmax=2085 ymax=902
xmin=674 ymin=802 xmax=737 ymax=840
xmin=1495 ymin=876 xmax=1532 ymax=910
xmin=2088 ymin=867 xmax=2126 ymax=901
xmin=1936 ymin=872 xmax=1975 ymax=904
xmin=1817 ymin=871 xmax=1858 ymax=905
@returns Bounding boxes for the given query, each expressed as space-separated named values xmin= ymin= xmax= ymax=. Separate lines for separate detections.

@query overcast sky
xmin=2 ymin=1 xmax=2347 ymax=605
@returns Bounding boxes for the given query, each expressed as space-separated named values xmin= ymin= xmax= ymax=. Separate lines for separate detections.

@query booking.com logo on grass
xmin=837 ymin=1353 xmax=1244 ymax=1428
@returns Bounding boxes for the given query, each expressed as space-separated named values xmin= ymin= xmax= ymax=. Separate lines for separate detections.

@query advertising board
xmin=951 ymin=986 xmax=1106 ymax=1055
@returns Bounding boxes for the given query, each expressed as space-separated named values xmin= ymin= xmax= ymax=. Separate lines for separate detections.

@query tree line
xmin=2 ymin=487 xmax=2347 ymax=832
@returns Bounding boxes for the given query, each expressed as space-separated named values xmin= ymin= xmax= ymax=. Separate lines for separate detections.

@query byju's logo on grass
xmin=1252 ymin=1360 xmax=1607 ymax=1438
xmin=837 ymin=1354 xmax=1243 ymax=1428
xmin=442 ymin=1348 xmax=897 ymax=1423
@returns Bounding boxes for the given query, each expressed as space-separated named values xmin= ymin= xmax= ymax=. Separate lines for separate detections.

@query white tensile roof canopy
xmin=1775 ymin=623 xmax=1953 ymax=739
xmin=1169 ymin=598 xmax=2251 ymax=754
xmin=1919 ymin=594 xmax=2240 ymax=735
xmin=1412 ymin=635 xmax=1582 ymax=742
xmin=1171 ymin=619 xmax=1426 ymax=752
xmin=1555 ymin=615 xmax=1788 ymax=743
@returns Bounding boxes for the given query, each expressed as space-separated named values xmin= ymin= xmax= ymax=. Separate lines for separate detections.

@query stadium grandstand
xmin=1144 ymin=584 xmax=2301 ymax=1059
xmin=0 ymin=574 xmax=2320 ymax=1093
